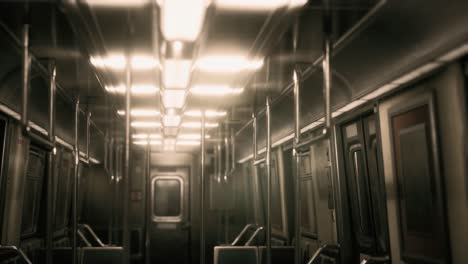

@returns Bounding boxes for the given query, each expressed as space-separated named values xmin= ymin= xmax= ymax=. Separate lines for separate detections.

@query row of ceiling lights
xmin=87 ymin=0 xmax=307 ymax=150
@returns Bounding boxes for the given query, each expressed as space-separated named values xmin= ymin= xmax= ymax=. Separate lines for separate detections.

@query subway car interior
xmin=0 ymin=0 xmax=467 ymax=264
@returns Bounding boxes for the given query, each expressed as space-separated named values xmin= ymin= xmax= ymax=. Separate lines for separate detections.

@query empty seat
xmin=81 ymin=247 xmax=123 ymax=264
xmin=214 ymin=246 xmax=258 ymax=264
xmin=258 ymin=246 xmax=294 ymax=264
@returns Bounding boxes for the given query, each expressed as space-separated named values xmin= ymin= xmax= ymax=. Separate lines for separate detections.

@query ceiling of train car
xmin=0 ymin=0 xmax=386 ymax=153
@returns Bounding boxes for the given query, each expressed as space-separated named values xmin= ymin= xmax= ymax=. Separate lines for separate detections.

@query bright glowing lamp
xmin=160 ymin=0 xmax=207 ymax=41
xmin=163 ymin=90 xmax=186 ymax=108
xmin=191 ymin=85 xmax=244 ymax=96
xmin=195 ymin=55 xmax=263 ymax=73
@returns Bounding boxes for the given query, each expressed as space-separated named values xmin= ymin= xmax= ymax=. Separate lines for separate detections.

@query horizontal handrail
xmin=360 ymin=255 xmax=390 ymax=264
xmin=294 ymin=133 xmax=328 ymax=153
xmin=231 ymin=224 xmax=255 ymax=246
xmin=80 ymin=224 xmax=106 ymax=247
xmin=253 ymin=158 xmax=266 ymax=165
xmin=245 ymin=226 xmax=264 ymax=246
xmin=0 ymin=245 xmax=32 ymax=264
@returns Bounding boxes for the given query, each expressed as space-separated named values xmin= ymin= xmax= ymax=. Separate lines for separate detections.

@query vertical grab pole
xmin=252 ymin=113 xmax=257 ymax=161
xmin=46 ymin=59 xmax=56 ymax=264
xmin=72 ymin=98 xmax=80 ymax=264
xmin=21 ymin=23 xmax=30 ymax=133
xmin=123 ymin=50 xmax=132 ymax=264
xmin=323 ymin=0 xmax=332 ymax=132
xmin=224 ymin=121 xmax=230 ymax=244
xmin=292 ymin=17 xmax=302 ymax=264
xmin=265 ymin=97 xmax=272 ymax=264
xmin=200 ymin=111 xmax=206 ymax=264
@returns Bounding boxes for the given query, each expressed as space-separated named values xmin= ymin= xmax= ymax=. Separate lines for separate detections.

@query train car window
xmin=152 ymin=176 xmax=183 ymax=222
xmin=256 ymin=152 xmax=283 ymax=232
xmin=244 ymin=162 xmax=256 ymax=223
xmin=299 ymin=152 xmax=318 ymax=237
xmin=54 ymin=150 xmax=73 ymax=229
xmin=21 ymin=148 xmax=46 ymax=237
xmin=391 ymin=104 xmax=447 ymax=263
xmin=341 ymin=120 xmax=377 ymax=253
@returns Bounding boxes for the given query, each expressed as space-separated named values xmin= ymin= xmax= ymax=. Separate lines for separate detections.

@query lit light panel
xmin=163 ymin=90 xmax=186 ymax=108
xmin=85 ymin=0 xmax=148 ymax=8
xmin=195 ymin=55 xmax=264 ymax=73
xmin=182 ymin=122 xmax=219 ymax=128
xmin=118 ymin=109 xmax=160 ymax=117
xmin=162 ymin=59 xmax=192 ymax=89
xmin=106 ymin=84 xmax=159 ymax=95
xmin=133 ymin=140 xmax=162 ymax=145
xmin=191 ymin=85 xmax=244 ymax=96
xmin=163 ymin=115 xmax=182 ymax=127
xmin=184 ymin=110 xmax=227 ymax=117
xmin=91 ymin=54 xmax=158 ymax=71
xmin=131 ymin=121 xmax=161 ymax=128
xmin=132 ymin=134 xmax=162 ymax=139
xmin=176 ymin=140 xmax=200 ymax=146
xmin=160 ymin=0 xmax=207 ymax=41
xmin=215 ymin=0 xmax=306 ymax=11
xmin=178 ymin=134 xmax=211 ymax=140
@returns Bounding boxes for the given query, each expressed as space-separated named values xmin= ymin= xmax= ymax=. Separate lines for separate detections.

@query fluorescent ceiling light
xmin=162 ymin=59 xmax=192 ymax=89
xmin=215 ymin=0 xmax=294 ymax=11
xmin=106 ymin=84 xmax=158 ymax=95
xmin=184 ymin=110 xmax=227 ymax=117
xmin=160 ymin=0 xmax=207 ymax=41
xmin=163 ymin=115 xmax=182 ymax=127
xmin=191 ymin=85 xmax=244 ymax=96
xmin=178 ymin=134 xmax=211 ymax=140
xmin=90 ymin=54 xmax=126 ymax=70
xmin=118 ymin=109 xmax=160 ymax=117
xmin=177 ymin=140 xmax=200 ymax=146
xmin=163 ymin=90 xmax=186 ymax=108
xmin=131 ymin=55 xmax=159 ymax=70
xmin=182 ymin=122 xmax=219 ymax=128
xmin=195 ymin=55 xmax=263 ymax=73
xmin=85 ymin=0 xmax=148 ymax=8
xmin=91 ymin=54 xmax=158 ymax=71
xmin=131 ymin=121 xmax=161 ymax=128
xmin=133 ymin=140 xmax=162 ymax=145
xmin=132 ymin=134 xmax=162 ymax=139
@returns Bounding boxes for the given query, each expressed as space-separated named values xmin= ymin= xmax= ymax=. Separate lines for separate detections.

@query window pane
xmin=153 ymin=179 xmax=181 ymax=217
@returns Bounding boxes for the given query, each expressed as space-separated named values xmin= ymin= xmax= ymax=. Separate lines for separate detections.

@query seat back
xmin=81 ymin=247 xmax=123 ymax=264
xmin=258 ymin=246 xmax=294 ymax=264
xmin=214 ymin=246 xmax=258 ymax=264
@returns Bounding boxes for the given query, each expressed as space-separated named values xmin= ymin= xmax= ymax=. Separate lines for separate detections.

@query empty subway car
xmin=0 ymin=0 xmax=467 ymax=264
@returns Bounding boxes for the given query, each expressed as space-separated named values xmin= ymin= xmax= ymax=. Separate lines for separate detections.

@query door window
xmin=151 ymin=176 xmax=183 ymax=222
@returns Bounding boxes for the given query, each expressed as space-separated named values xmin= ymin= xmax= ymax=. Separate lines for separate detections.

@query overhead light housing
xmin=131 ymin=121 xmax=161 ymax=128
xmin=178 ymin=134 xmax=211 ymax=140
xmin=191 ymin=85 xmax=244 ymax=96
xmin=184 ymin=110 xmax=227 ymax=117
xmin=163 ymin=115 xmax=182 ymax=127
xmin=195 ymin=55 xmax=263 ymax=73
xmin=177 ymin=140 xmax=200 ymax=146
xmin=159 ymin=0 xmax=207 ymax=41
xmin=215 ymin=0 xmax=305 ymax=11
xmin=85 ymin=0 xmax=148 ymax=8
xmin=90 ymin=54 xmax=126 ymax=70
xmin=132 ymin=134 xmax=162 ymax=139
xmin=133 ymin=140 xmax=162 ymax=145
xmin=163 ymin=90 xmax=187 ymax=108
xmin=182 ymin=122 xmax=218 ymax=128
xmin=131 ymin=55 xmax=159 ymax=70
xmin=118 ymin=109 xmax=160 ymax=117
xmin=106 ymin=84 xmax=159 ymax=95
xmin=162 ymin=59 xmax=192 ymax=89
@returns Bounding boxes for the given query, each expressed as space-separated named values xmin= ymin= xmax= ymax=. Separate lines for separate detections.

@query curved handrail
xmin=231 ymin=224 xmax=255 ymax=246
xmin=80 ymin=224 xmax=106 ymax=247
xmin=77 ymin=230 xmax=92 ymax=247
xmin=0 ymin=245 xmax=32 ymax=264
xmin=245 ymin=226 xmax=264 ymax=246
xmin=307 ymin=244 xmax=328 ymax=264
